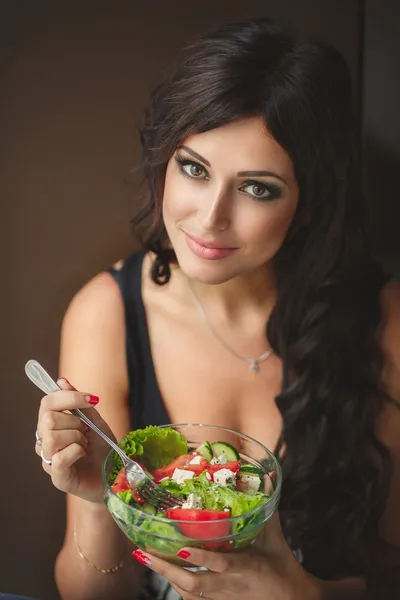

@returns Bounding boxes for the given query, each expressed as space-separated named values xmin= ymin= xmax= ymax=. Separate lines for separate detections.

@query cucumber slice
xmin=196 ymin=441 xmax=213 ymax=461
xmin=142 ymin=503 xmax=157 ymax=516
xmin=238 ymin=464 xmax=264 ymax=478
xmin=211 ymin=441 xmax=240 ymax=462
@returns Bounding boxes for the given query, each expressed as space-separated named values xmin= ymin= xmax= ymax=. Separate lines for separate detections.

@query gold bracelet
xmin=73 ymin=524 xmax=124 ymax=574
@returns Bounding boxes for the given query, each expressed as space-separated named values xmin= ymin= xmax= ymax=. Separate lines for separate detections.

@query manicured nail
xmin=177 ymin=549 xmax=191 ymax=559
xmin=85 ymin=395 xmax=99 ymax=405
xmin=132 ymin=549 xmax=151 ymax=567
xmin=86 ymin=438 xmax=90 ymax=445
xmin=57 ymin=377 xmax=70 ymax=384
xmin=85 ymin=425 xmax=90 ymax=432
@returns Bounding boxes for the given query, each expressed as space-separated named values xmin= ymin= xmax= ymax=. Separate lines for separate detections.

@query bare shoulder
xmin=380 ymin=279 xmax=400 ymax=333
xmin=60 ymin=268 xmax=130 ymax=439
xmin=377 ymin=280 xmax=400 ymax=552
xmin=64 ymin=270 xmax=123 ymax=324
xmin=380 ymin=280 xmax=400 ymax=403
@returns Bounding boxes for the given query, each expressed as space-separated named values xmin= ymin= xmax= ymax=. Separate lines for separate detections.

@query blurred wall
xmin=0 ymin=2 xmax=361 ymax=598
xmin=362 ymin=0 xmax=400 ymax=275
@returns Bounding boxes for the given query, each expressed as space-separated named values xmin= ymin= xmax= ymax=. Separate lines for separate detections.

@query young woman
xmin=34 ymin=17 xmax=400 ymax=600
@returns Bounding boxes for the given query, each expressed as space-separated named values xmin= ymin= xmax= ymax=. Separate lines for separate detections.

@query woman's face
xmin=162 ymin=116 xmax=299 ymax=284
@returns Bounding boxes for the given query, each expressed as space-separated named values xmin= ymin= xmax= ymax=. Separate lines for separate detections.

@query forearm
xmin=55 ymin=501 xmax=143 ymax=600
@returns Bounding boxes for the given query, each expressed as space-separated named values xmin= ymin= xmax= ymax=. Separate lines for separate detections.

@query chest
xmin=145 ymin=306 xmax=283 ymax=452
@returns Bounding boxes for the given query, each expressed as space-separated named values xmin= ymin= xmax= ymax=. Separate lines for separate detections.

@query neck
xmin=182 ymin=264 xmax=277 ymax=325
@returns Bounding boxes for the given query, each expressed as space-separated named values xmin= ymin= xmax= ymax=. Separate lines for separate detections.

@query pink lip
xmin=184 ymin=233 xmax=237 ymax=260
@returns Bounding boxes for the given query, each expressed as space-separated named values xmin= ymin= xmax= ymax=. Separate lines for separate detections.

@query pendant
xmin=249 ymin=360 xmax=260 ymax=373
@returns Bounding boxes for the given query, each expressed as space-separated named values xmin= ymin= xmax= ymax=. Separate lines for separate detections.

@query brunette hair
xmin=133 ymin=17 xmax=391 ymax=579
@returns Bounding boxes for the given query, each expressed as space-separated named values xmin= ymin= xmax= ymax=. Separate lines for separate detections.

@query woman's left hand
xmin=132 ymin=513 xmax=323 ymax=600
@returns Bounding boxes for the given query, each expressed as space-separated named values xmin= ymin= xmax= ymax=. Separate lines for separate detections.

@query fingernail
xmin=177 ymin=549 xmax=191 ymax=559
xmin=86 ymin=438 xmax=90 ymax=445
xmin=85 ymin=395 xmax=99 ymax=405
xmin=132 ymin=549 xmax=151 ymax=567
xmin=85 ymin=425 xmax=90 ymax=432
xmin=57 ymin=377 xmax=70 ymax=384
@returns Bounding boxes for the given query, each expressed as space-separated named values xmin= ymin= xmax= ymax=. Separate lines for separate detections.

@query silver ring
xmin=40 ymin=449 xmax=52 ymax=466
xmin=35 ymin=429 xmax=42 ymax=447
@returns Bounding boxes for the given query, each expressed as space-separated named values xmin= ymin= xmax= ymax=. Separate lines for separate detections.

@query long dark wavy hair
xmin=133 ymin=18 xmax=392 ymax=580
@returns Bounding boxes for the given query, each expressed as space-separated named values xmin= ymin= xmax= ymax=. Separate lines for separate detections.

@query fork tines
xmin=139 ymin=481 xmax=184 ymax=510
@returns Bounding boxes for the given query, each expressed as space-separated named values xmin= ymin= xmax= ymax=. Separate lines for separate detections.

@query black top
xmin=109 ymin=251 xmax=170 ymax=430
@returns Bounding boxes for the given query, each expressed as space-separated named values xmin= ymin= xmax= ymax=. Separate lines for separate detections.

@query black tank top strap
xmin=108 ymin=251 xmax=170 ymax=429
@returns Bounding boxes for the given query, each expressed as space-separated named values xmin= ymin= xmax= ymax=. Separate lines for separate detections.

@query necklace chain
xmin=187 ymin=279 xmax=273 ymax=373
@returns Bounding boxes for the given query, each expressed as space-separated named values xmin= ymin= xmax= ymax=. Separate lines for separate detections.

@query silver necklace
xmin=187 ymin=279 xmax=273 ymax=373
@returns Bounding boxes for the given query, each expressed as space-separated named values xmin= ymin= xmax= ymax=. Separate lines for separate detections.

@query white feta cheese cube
xmin=205 ymin=472 xmax=212 ymax=481
xmin=182 ymin=493 xmax=202 ymax=509
xmin=188 ymin=454 xmax=203 ymax=465
xmin=217 ymin=454 xmax=227 ymax=465
xmin=239 ymin=474 xmax=261 ymax=492
xmin=210 ymin=457 xmax=220 ymax=465
xmin=212 ymin=468 xmax=236 ymax=488
xmin=171 ymin=468 xmax=195 ymax=485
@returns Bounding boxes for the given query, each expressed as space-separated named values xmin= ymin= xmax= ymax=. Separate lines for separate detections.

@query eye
xmin=239 ymin=181 xmax=281 ymax=200
xmin=175 ymin=156 xmax=209 ymax=180
xmin=184 ymin=163 xmax=206 ymax=178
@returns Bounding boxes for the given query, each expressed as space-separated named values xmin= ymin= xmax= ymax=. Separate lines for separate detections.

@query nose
xmin=197 ymin=184 xmax=231 ymax=232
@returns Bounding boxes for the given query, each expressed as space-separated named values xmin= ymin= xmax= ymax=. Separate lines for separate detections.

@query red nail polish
xmin=86 ymin=438 xmax=90 ymax=445
xmin=177 ymin=549 xmax=191 ymax=559
xmin=85 ymin=395 xmax=99 ymax=405
xmin=85 ymin=425 xmax=90 ymax=432
xmin=132 ymin=550 xmax=151 ymax=567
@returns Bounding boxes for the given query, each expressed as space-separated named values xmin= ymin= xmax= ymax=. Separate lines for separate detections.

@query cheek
xmin=246 ymin=204 xmax=297 ymax=251
xmin=162 ymin=174 xmax=193 ymax=223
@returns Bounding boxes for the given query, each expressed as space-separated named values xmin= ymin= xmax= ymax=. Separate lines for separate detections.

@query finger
xmin=37 ymin=429 xmax=89 ymax=459
xmin=132 ymin=550 xmax=226 ymax=596
xmin=56 ymin=377 xmax=77 ymax=392
xmin=38 ymin=388 xmax=99 ymax=420
xmin=49 ymin=443 xmax=87 ymax=488
xmin=176 ymin=547 xmax=232 ymax=573
xmin=37 ymin=411 xmax=88 ymax=438
xmin=171 ymin=582 xmax=237 ymax=600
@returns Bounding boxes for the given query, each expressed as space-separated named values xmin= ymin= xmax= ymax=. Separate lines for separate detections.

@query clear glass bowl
xmin=102 ymin=424 xmax=282 ymax=565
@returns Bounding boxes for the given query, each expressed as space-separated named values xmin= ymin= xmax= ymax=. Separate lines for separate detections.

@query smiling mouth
xmin=184 ymin=232 xmax=238 ymax=261
xmin=185 ymin=232 xmax=237 ymax=250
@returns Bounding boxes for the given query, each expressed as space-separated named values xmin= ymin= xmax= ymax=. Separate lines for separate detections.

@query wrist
xmin=81 ymin=498 xmax=109 ymax=514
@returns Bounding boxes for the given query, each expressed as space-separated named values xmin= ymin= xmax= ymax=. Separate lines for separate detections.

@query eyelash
xmin=174 ymin=155 xmax=282 ymax=201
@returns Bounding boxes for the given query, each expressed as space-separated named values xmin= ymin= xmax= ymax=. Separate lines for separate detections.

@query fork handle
xmin=25 ymin=360 xmax=127 ymax=461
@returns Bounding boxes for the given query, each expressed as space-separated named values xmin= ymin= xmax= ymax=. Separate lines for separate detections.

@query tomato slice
xmin=166 ymin=508 xmax=231 ymax=540
xmin=152 ymin=452 xmax=209 ymax=482
xmin=182 ymin=457 xmax=209 ymax=477
xmin=111 ymin=467 xmax=145 ymax=504
xmin=111 ymin=467 xmax=129 ymax=493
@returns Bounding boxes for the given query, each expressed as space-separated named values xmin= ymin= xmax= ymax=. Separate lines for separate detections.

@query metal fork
xmin=25 ymin=360 xmax=183 ymax=510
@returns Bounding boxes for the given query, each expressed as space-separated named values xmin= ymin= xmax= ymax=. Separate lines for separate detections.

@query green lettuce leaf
xmin=116 ymin=489 xmax=134 ymax=505
xmin=111 ymin=426 xmax=188 ymax=481
xmin=159 ymin=470 xmax=268 ymax=517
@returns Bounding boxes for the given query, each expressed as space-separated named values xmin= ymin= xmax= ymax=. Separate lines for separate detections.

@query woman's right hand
xmin=35 ymin=377 xmax=117 ymax=503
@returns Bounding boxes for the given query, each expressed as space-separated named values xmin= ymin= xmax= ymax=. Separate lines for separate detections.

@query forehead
xmin=181 ymin=116 xmax=294 ymax=176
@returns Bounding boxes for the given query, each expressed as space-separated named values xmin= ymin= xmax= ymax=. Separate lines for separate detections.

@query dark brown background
xmin=1 ymin=1 xmax=398 ymax=598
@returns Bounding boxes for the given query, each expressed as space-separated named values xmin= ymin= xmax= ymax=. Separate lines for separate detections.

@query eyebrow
xmin=177 ymin=145 xmax=287 ymax=185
